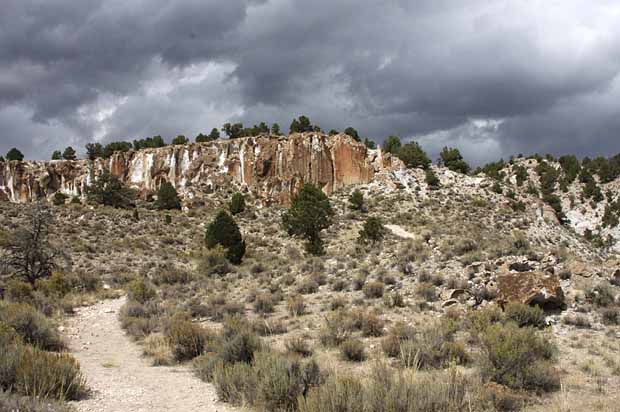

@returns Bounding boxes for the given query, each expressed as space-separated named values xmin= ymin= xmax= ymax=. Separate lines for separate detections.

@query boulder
xmin=508 ymin=261 xmax=534 ymax=272
xmin=497 ymin=271 xmax=565 ymax=309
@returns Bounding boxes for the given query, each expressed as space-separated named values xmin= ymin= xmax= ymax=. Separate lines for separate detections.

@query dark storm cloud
xmin=0 ymin=0 xmax=619 ymax=163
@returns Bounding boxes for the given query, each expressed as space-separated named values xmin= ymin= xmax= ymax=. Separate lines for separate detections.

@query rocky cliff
xmin=0 ymin=133 xmax=399 ymax=206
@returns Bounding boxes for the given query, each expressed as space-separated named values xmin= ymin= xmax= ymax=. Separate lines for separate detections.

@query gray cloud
xmin=0 ymin=0 xmax=619 ymax=165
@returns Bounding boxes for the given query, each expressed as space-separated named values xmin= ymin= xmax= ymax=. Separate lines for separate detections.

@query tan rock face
xmin=497 ymin=271 xmax=565 ymax=309
xmin=0 ymin=133 xmax=394 ymax=205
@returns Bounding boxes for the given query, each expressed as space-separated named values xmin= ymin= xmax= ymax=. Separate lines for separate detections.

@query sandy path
xmin=65 ymin=297 xmax=240 ymax=412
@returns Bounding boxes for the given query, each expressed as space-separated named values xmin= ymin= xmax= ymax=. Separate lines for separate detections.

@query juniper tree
xmin=86 ymin=170 xmax=136 ymax=209
xmin=205 ymin=211 xmax=246 ymax=264
xmin=282 ymin=183 xmax=333 ymax=255
xmin=155 ymin=182 xmax=181 ymax=210
xmin=229 ymin=192 xmax=245 ymax=215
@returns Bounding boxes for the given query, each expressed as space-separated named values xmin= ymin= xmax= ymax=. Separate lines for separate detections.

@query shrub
xmin=586 ymin=283 xmax=615 ymax=307
xmin=297 ymin=279 xmax=319 ymax=295
xmin=205 ymin=211 xmax=246 ymax=264
xmin=152 ymin=267 xmax=192 ymax=285
xmin=52 ymin=192 xmax=68 ymax=206
xmin=143 ymin=333 xmax=173 ymax=366
xmin=362 ymin=281 xmax=384 ymax=299
xmin=16 ymin=347 xmax=87 ymax=401
xmin=155 ymin=182 xmax=181 ymax=210
xmin=166 ymin=321 xmax=209 ymax=361
xmin=601 ymin=308 xmax=620 ymax=325
xmin=219 ymin=330 xmax=262 ymax=365
xmin=361 ymin=312 xmax=385 ymax=337
xmin=0 ymin=323 xmax=22 ymax=390
xmin=126 ymin=278 xmax=156 ymax=304
xmin=196 ymin=245 xmax=231 ymax=276
xmin=319 ymin=312 xmax=351 ymax=347
xmin=425 ymin=168 xmax=440 ymax=188
xmin=415 ymin=282 xmax=437 ymax=301
xmin=213 ymin=362 xmax=256 ymax=405
xmin=358 ymin=217 xmax=386 ymax=243
xmin=4 ymin=280 xmax=34 ymax=303
xmin=252 ymin=351 xmax=318 ymax=411
xmin=340 ymin=339 xmax=366 ymax=362
xmin=0 ymin=303 xmax=64 ymax=351
xmin=382 ymin=322 xmax=416 ymax=357
xmin=349 ymin=189 xmax=364 ymax=211
xmin=0 ymin=390 xmax=75 ymax=412
xmin=193 ymin=352 xmax=223 ymax=382
xmin=504 ymin=303 xmax=546 ymax=328
xmin=285 ymin=336 xmax=313 ymax=357
xmin=480 ymin=323 xmax=559 ymax=392
xmin=229 ymin=192 xmax=245 ymax=215
xmin=287 ymin=295 xmax=306 ymax=316
xmin=299 ymin=364 xmax=470 ymax=412
xmin=253 ymin=293 xmax=275 ymax=315
xmin=399 ymin=320 xmax=466 ymax=369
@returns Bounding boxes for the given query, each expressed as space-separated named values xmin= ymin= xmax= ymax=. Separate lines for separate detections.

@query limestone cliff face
xmin=0 ymin=133 xmax=399 ymax=205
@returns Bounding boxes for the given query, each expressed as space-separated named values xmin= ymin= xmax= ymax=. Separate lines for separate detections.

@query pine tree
xmin=398 ymin=141 xmax=431 ymax=169
xmin=6 ymin=148 xmax=24 ymax=161
xmin=62 ymin=146 xmax=77 ymax=160
xmin=51 ymin=151 xmax=62 ymax=160
xmin=205 ymin=211 xmax=246 ymax=264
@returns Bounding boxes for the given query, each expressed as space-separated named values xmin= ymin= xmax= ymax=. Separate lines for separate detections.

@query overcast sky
xmin=1 ymin=0 xmax=619 ymax=164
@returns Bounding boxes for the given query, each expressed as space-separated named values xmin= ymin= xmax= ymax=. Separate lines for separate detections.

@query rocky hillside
xmin=0 ymin=133 xmax=398 ymax=206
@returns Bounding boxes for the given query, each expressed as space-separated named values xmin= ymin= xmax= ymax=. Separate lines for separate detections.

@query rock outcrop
xmin=497 ymin=271 xmax=565 ymax=309
xmin=0 ymin=133 xmax=398 ymax=205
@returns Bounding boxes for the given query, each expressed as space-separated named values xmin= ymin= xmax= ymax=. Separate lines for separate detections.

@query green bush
xmin=425 ymin=168 xmax=440 ymax=188
xmin=126 ymin=278 xmax=156 ymax=304
xmin=229 ymin=192 xmax=245 ymax=215
xmin=0 ymin=323 xmax=22 ymax=390
xmin=166 ymin=320 xmax=210 ymax=361
xmin=480 ymin=323 xmax=559 ymax=392
xmin=155 ymin=182 xmax=181 ymax=210
xmin=16 ymin=347 xmax=87 ymax=401
xmin=340 ymin=339 xmax=366 ymax=362
xmin=504 ymin=303 xmax=546 ymax=328
xmin=319 ymin=312 xmax=351 ymax=347
xmin=52 ymin=192 xmax=68 ymax=206
xmin=349 ymin=189 xmax=364 ymax=211
xmin=586 ymin=283 xmax=615 ymax=307
xmin=219 ymin=330 xmax=262 ymax=365
xmin=298 ymin=364 xmax=470 ymax=412
xmin=398 ymin=320 xmax=467 ymax=369
xmin=358 ymin=217 xmax=386 ymax=243
xmin=213 ymin=361 xmax=256 ymax=405
xmin=0 ymin=303 xmax=64 ymax=351
xmin=205 ymin=211 xmax=246 ymax=264
xmin=4 ymin=280 xmax=34 ymax=303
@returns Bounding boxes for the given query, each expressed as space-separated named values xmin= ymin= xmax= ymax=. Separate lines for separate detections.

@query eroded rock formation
xmin=0 ymin=133 xmax=399 ymax=205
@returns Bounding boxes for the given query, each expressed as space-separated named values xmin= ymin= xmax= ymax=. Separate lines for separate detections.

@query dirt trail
xmin=65 ymin=297 xmax=240 ymax=412
xmin=385 ymin=224 xmax=416 ymax=239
